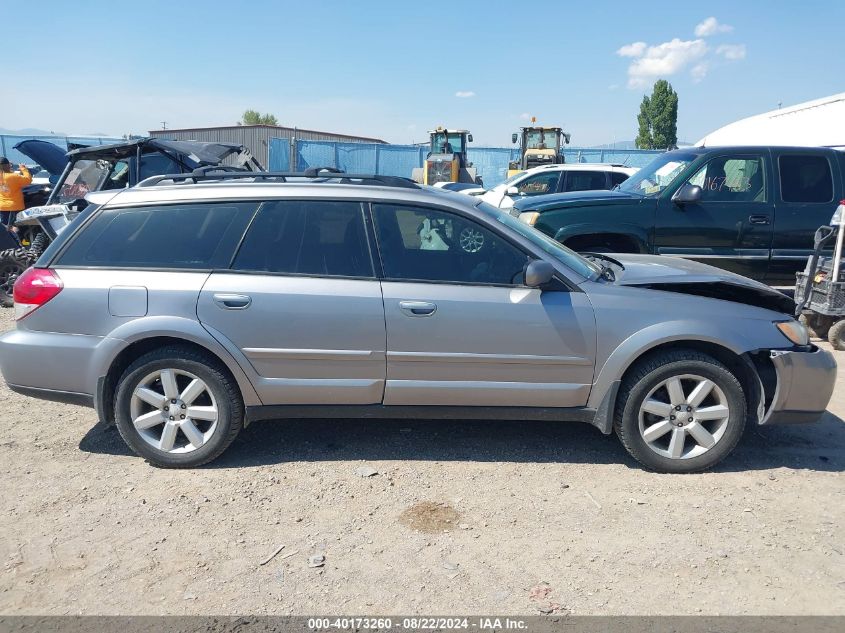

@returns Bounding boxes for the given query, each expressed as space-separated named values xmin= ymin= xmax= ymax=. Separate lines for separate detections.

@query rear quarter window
xmin=778 ymin=155 xmax=834 ymax=203
xmin=55 ymin=201 xmax=257 ymax=269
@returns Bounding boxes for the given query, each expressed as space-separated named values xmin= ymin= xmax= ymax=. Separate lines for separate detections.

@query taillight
xmin=13 ymin=268 xmax=63 ymax=320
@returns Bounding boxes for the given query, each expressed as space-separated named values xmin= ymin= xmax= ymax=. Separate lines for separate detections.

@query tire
xmin=614 ymin=349 xmax=747 ymax=473
xmin=828 ymin=319 xmax=845 ymax=351
xmin=0 ymin=250 xmax=28 ymax=308
xmin=113 ymin=346 xmax=244 ymax=468
xmin=800 ymin=313 xmax=833 ymax=339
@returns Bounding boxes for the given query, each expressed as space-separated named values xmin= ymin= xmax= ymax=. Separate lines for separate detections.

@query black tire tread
xmin=613 ymin=348 xmax=746 ymax=473
xmin=828 ymin=319 xmax=845 ymax=351
xmin=114 ymin=345 xmax=244 ymax=468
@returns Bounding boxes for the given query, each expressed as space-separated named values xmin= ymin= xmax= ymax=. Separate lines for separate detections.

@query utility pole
xmin=161 ymin=121 xmax=168 ymax=130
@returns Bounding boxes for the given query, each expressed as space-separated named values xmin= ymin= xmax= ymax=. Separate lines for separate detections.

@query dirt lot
xmin=0 ymin=307 xmax=842 ymax=616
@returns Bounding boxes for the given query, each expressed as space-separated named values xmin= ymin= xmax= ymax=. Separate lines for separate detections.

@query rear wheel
xmin=800 ymin=313 xmax=833 ymax=339
xmin=114 ymin=346 xmax=244 ymax=468
xmin=0 ymin=250 xmax=27 ymax=308
xmin=614 ymin=350 xmax=747 ymax=473
xmin=828 ymin=319 xmax=845 ymax=351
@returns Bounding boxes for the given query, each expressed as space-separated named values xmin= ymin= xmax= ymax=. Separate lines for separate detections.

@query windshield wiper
xmin=582 ymin=252 xmax=625 ymax=281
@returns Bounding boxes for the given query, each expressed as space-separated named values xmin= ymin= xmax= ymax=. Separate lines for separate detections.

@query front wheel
xmin=114 ymin=346 xmax=244 ymax=468
xmin=614 ymin=350 xmax=747 ymax=473
xmin=0 ymin=250 xmax=28 ymax=308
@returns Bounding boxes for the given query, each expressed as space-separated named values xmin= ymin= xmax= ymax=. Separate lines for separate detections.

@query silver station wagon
xmin=0 ymin=171 xmax=837 ymax=472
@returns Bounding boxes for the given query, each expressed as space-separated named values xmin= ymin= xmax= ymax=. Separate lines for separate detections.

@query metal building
xmin=148 ymin=124 xmax=387 ymax=169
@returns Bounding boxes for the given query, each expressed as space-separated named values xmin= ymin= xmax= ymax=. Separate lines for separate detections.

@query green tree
xmin=241 ymin=110 xmax=279 ymax=126
xmin=635 ymin=80 xmax=678 ymax=150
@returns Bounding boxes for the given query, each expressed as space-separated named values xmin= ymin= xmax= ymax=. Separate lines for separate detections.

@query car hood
xmin=607 ymin=253 xmax=795 ymax=314
xmin=68 ymin=138 xmax=259 ymax=169
xmin=513 ymin=188 xmax=641 ymax=211
xmin=13 ymin=140 xmax=69 ymax=176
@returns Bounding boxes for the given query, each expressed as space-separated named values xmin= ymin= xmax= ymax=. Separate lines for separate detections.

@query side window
xmin=515 ymin=171 xmax=560 ymax=196
xmin=373 ymin=204 xmax=529 ymax=285
xmin=138 ymin=153 xmax=183 ymax=181
xmin=57 ymin=202 xmax=257 ymax=268
xmin=610 ymin=171 xmax=630 ymax=187
xmin=232 ymin=200 xmax=373 ymax=278
xmin=565 ymin=171 xmax=608 ymax=192
xmin=686 ymin=155 xmax=766 ymax=202
xmin=779 ymin=155 xmax=833 ymax=203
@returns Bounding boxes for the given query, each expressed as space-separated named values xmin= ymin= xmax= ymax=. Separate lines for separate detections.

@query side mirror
xmin=506 ymin=186 xmax=520 ymax=196
xmin=672 ymin=183 xmax=702 ymax=205
xmin=524 ymin=260 xmax=555 ymax=288
xmin=511 ymin=133 xmax=518 ymax=144
xmin=467 ymin=134 xmax=473 ymax=143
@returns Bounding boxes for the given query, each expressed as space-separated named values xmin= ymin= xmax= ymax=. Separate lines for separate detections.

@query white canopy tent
xmin=696 ymin=93 xmax=845 ymax=149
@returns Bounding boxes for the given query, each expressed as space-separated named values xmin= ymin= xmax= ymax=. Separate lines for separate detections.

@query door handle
xmin=748 ymin=215 xmax=771 ymax=225
xmin=213 ymin=293 xmax=252 ymax=310
xmin=399 ymin=300 xmax=437 ymax=317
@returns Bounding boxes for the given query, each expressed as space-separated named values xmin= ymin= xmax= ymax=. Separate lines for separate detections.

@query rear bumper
xmin=7 ymin=383 xmax=93 ymax=407
xmin=0 ymin=328 xmax=101 ymax=403
xmin=760 ymin=346 xmax=837 ymax=425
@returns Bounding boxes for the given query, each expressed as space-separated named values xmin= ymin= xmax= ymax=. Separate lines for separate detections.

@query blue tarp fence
xmin=269 ymin=138 xmax=663 ymax=187
xmin=2 ymin=134 xmax=665 ymax=186
xmin=0 ymin=134 xmax=123 ymax=166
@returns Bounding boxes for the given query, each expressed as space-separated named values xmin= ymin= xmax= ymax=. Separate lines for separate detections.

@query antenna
xmin=160 ymin=121 xmax=168 ymax=130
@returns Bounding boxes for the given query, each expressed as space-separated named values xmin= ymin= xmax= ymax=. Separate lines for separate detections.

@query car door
xmin=197 ymin=199 xmax=386 ymax=405
xmin=768 ymin=151 xmax=840 ymax=285
xmin=653 ymin=151 xmax=774 ymax=280
xmin=371 ymin=202 xmax=596 ymax=408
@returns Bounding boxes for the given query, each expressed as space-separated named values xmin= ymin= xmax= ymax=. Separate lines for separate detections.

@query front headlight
xmin=518 ymin=211 xmax=540 ymax=226
xmin=775 ymin=320 xmax=809 ymax=346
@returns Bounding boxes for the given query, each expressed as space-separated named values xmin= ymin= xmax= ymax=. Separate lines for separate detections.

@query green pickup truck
xmin=512 ymin=146 xmax=845 ymax=285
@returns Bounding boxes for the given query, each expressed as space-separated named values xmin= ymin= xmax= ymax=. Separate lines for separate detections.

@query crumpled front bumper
xmin=760 ymin=346 xmax=838 ymax=425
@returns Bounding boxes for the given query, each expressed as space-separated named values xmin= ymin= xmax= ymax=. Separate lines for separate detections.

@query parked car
xmin=0 ymin=138 xmax=262 ymax=307
xmin=481 ymin=163 xmax=638 ymax=210
xmin=0 ymin=171 xmax=835 ymax=472
xmin=512 ymin=146 xmax=845 ymax=285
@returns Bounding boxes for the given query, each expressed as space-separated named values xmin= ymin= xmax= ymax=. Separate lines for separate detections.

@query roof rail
xmin=136 ymin=166 xmax=421 ymax=189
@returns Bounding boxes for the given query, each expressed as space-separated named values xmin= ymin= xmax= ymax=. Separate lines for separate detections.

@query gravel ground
xmin=0 ymin=307 xmax=842 ymax=616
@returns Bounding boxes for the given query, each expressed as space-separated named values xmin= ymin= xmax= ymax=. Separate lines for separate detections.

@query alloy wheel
xmin=637 ymin=373 xmax=731 ymax=460
xmin=459 ymin=226 xmax=485 ymax=253
xmin=130 ymin=369 xmax=219 ymax=454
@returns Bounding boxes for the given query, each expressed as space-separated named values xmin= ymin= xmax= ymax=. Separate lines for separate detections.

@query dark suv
xmin=513 ymin=146 xmax=845 ymax=285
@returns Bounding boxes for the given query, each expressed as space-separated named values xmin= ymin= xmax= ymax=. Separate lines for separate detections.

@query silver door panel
xmin=381 ymin=282 xmax=596 ymax=407
xmin=197 ymin=274 xmax=386 ymax=405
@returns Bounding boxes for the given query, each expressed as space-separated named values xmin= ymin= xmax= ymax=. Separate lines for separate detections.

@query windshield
xmin=54 ymin=159 xmax=111 ymax=204
xmin=524 ymin=129 xmax=558 ymax=149
xmin=476 ymin=201 xmax=601 ymax=279
xmin=617 ymin=151 xmax=699 ymax=197
xmin=432 ymin=132 xmax=465 ymax=155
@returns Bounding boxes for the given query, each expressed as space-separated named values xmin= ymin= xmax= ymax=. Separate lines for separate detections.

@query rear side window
xmin=232 ymin=200 xmax=373 ymax=278
xmin=779 ymin=155 xmax=833 ymax=203
xmin=610 ymin=171 xmax=630 ymax=187
xmin=515 ymin=171 xmax=561 ymax=196
xmin=565 ymin=171 xmax=608 ymax=192
xmin=56 ymin=202 xmax=257 ymax=269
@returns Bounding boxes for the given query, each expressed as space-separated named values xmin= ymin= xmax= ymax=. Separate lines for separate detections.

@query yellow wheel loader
xmin=507 ymin=123 xmax=570 ymax=178
xmin=412 ymin=127 xmax=482 ymax=186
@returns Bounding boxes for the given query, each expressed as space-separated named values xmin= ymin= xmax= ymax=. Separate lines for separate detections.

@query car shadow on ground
xmin=78 ymin=411 xmax=845 ymax=473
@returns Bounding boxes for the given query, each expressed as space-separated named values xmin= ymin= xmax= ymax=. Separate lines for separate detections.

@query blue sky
xmin=4 ymin=0 xmax=844 ymax=146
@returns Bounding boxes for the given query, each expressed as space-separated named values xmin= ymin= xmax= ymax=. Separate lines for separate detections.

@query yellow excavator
xmin=507 ymin=120 xmax=570 ymax=178
xmin=412 ymin=127 xmax=482 ymax=185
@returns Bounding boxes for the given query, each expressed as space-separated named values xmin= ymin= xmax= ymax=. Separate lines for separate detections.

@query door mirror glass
xmin=524 ymin=260 xmax=555 ymax=287
xmin=672 ymin=183 xmax=702 ymax=205
xmin=467 ymin=134 xmax=473 ymax=143
xmin=511 ymin=133 xmax=518 ymax=144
